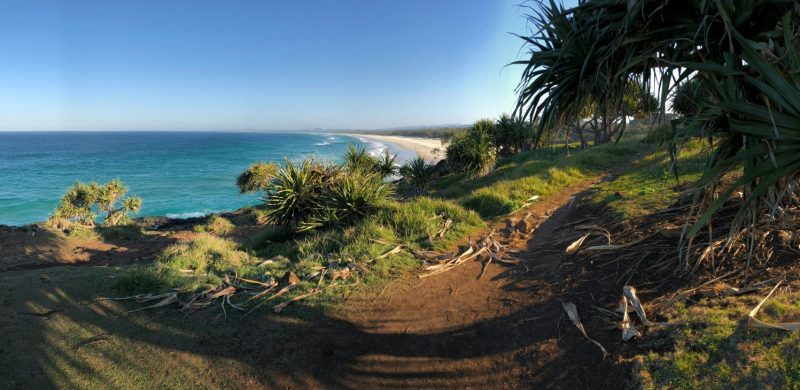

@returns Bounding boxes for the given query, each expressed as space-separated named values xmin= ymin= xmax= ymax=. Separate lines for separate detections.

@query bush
xmin=196 ymin=215 xmax=235 ymax=236
xmin=375 ymin=150 xmax=399 ymax=178
xmin=315 ymin=168 xmax=393 ymax=229
xmin=243 ymin=207 xmax=269 ymax=225
xmin=237 ymin=162 xmax=278 ymax=194
xmin=114 ymin=234 xmax=257 ymax=293
xmin=159 ymin=234 xmax=250 ymax=275
xmin=493 ymin=114 xmax=535 ymax=155
xmin=96 ymin=224 xmax=143 ymax=241
xmin=46 ymin=179 xmax=142 ymax=231
xmin=446 ymin=119 xmax=497 ymax=177
xmin=399 ymin=157 xmax=435 ymax=195
xmin=343 ymin=144 xmax=378 ymax=173
xmin=377 ymin=197 xmax=484 ymax=245
xmin=241 ymin=158 xmax=394 ymax=235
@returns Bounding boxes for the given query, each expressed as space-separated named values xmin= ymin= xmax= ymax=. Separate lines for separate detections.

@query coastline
xmin=344 ymin=134 xmax=447 ymax=162
xmin=2 ymin=132 xmax=449 ymax=227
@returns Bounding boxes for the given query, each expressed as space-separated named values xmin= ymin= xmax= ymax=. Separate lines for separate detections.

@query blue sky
xmin=0 ymin=0 xmax=555 ymax=131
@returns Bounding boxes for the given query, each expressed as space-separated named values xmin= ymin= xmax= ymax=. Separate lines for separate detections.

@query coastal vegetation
xmin=398 ymin=157 xmax=435 ymax=195
xmin=514 ymin=0 xmax=800 ymax=252
xmin=46 ymin=179 xmax=142 ymax=234
xmin=193 ymin=215 xmax=235 ymax=236
xmin=10 ymin=1 xmax=800 ymax=387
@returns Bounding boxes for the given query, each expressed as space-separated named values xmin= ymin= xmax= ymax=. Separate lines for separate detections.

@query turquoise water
xmin=0 ymin=131 xmax=414 ymax=226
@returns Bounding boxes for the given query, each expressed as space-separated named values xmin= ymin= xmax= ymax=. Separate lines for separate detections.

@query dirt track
xmin=0 ymin=178 xmax=632 ymax=389
xmin=237 ymin=177 xmax=631 ymax=389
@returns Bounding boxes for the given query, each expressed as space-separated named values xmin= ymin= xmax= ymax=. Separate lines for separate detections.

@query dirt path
xmin=277 ymin=176 xmax=628 ymax=388
xmin=0 ymin=177 xmax=631 ymax=389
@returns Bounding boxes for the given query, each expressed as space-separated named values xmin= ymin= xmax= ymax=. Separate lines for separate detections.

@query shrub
xmin=264 ymin=159 xmax=334 ymax=232
xmin=159 ymin=234 xmax=250 ymax=275
xmin=343 ymin=144 xmax=378 ymax=173
xmin=312 ymin=168 xmax=393 ymax=230
xmin=493 ymin=114 xmax=535 ymax=155
xmin=400 ymin=157 xmax=435 ymax=195
xmin=375 ymin=150 xmax=399 ymax=178
xmin=237 ymin=161 xmax=278 ymax=194
xmin=446 ymin=119 xmax=497 ymax=177
xmin=114 ymin=234 xmax=256 ymax=293
xmin=46 ymin=179 xmax=142 ymax=231
xmin=197 ymin=215 xmax=235 ymax=236
xmin=96 ymin=224 xmax=143 ymax=241
xmin=243 ymin=207 xmax=269 ymax=225
xmin=248 ymin=158 xmax=394 ymax=235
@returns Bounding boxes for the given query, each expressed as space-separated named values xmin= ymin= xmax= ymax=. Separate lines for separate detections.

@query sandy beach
xmin=347 ymin=134 xmax=447 ymax=162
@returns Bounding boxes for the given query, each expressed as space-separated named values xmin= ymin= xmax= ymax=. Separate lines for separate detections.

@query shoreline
xmin=344 ymin=133 xmax=447 ymax=162
xmin=2 ymin=133 xmax=449 ymax=227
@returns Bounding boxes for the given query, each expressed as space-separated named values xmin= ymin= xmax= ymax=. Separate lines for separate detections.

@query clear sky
xmin=0 ymin=0 xmax=549 ymax=131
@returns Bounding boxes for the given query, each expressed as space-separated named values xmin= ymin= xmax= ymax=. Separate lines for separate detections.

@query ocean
xmin=0 ymin=131 xmax=415 ymax=226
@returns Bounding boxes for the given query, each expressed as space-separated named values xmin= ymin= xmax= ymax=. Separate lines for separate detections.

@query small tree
xmin=47 ymin=179 xmax=142 ymax=230
xmin=445 ymin=119 xmax=497 ymax=177
xmin=375 ymin=150 xmax=399 ymax=178
xmin=237 ymin=161 xmax=278 ymax=194
xmin=343 ymin=144 xmax=378 ymax=173
xmin=400 ymin=157 xmax=435 ymax=195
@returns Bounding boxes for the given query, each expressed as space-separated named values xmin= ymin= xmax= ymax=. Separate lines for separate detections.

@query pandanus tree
xmin=48 ymin=179 xmax=142 ymax=230
xmin=237 ymin=158 xmax=392 ymax=234
xmin=514 ymin=0 xmax=800 ymax=270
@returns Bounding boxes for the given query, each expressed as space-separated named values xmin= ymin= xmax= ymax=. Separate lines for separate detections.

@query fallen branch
xmin=561 ymin=301 xmax=607 ymax=358
xmin=478 ymin=256 xmax=492 ymax=280
xmin=273 ymin=288 xmax=323 ymax=313
xmin=748 ymin=281 xmax=800 ymax=331
xmin=374 ymin=245 xmax=404 ymax=260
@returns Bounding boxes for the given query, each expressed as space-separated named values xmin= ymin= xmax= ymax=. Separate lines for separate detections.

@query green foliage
xmin=95 ymin=224 xmax=143 ymax=241
xmin=514 ymin=0 xmax=800 ymax=241
xmin=590 ymin=140 xmax=708 ymax=218
xmin=399 ymin=157 xmax=435 ymax=195
xmin=251 ymin=197 xmax=483 ymax=265
xmin=446 ymin=119 xmax=497 ymax=177
xmin=243 ymin=207 xmax=269 ymax=225
xmin=493 ymin=114 xmax=536 ymax=155
xmin=195 ymin=215 xmax=235 ymax=236
xmin=375 ymin=150 xmax=399 ymax=178
xmin=241 ymin=157 xmax=393 ymax=235
xmin=236 ymin=161 xmax=278 ymax=194
xmin=114 ymin=234 xmax=258 ymax=293
xmin=349 ymin=126 xmax=468 ymax=139
xmin=343 ymin=144 xmax=378 ymax=173
xmin=435 ymin=141 xmax=641 ymax=218
xmin=47 ymin=179 xmax=142 ymax=231
xmin=316 ymin=168 xmax=393 ymax=229
xmin=264 ymin=159 xmax=334 ymax=231
xmin=637 ymin=292 xmax=800 ymax=389
xmin=671 ymin=79 xmax=702 ymax=118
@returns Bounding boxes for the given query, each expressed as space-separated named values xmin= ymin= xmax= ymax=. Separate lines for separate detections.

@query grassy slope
xmin=582 ymin=140 xmax=800 ymax=388
xmin=637 ymin=293 xmax=800 ymax=388
xmin=434 ymin=141 xmax=643 ymax=218
xmin=5 ymin=137 xmax=721 ymax=388
xmin=114 ymin=140 xmax=647 ymax=311
xmin=588 ymin=139 xmax=709 ymax=218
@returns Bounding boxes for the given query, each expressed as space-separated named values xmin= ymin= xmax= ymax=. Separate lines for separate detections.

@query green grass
xmin=112 ymin=233 xmax=260 ymax=294
xmin=114 ymin=197 xmax=484 ymax=310
xmin=589 ymin=139 xmax=709 ymax=218
xmin=636 ymin=292 xmax=800 ymax=389
xmin=433 ymin=141 xmax=643 ymax=218
xmin=193 ymin=215 xmax=235 ymax=236
xmin=67 ymin=224 xmax=143 ymax=241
